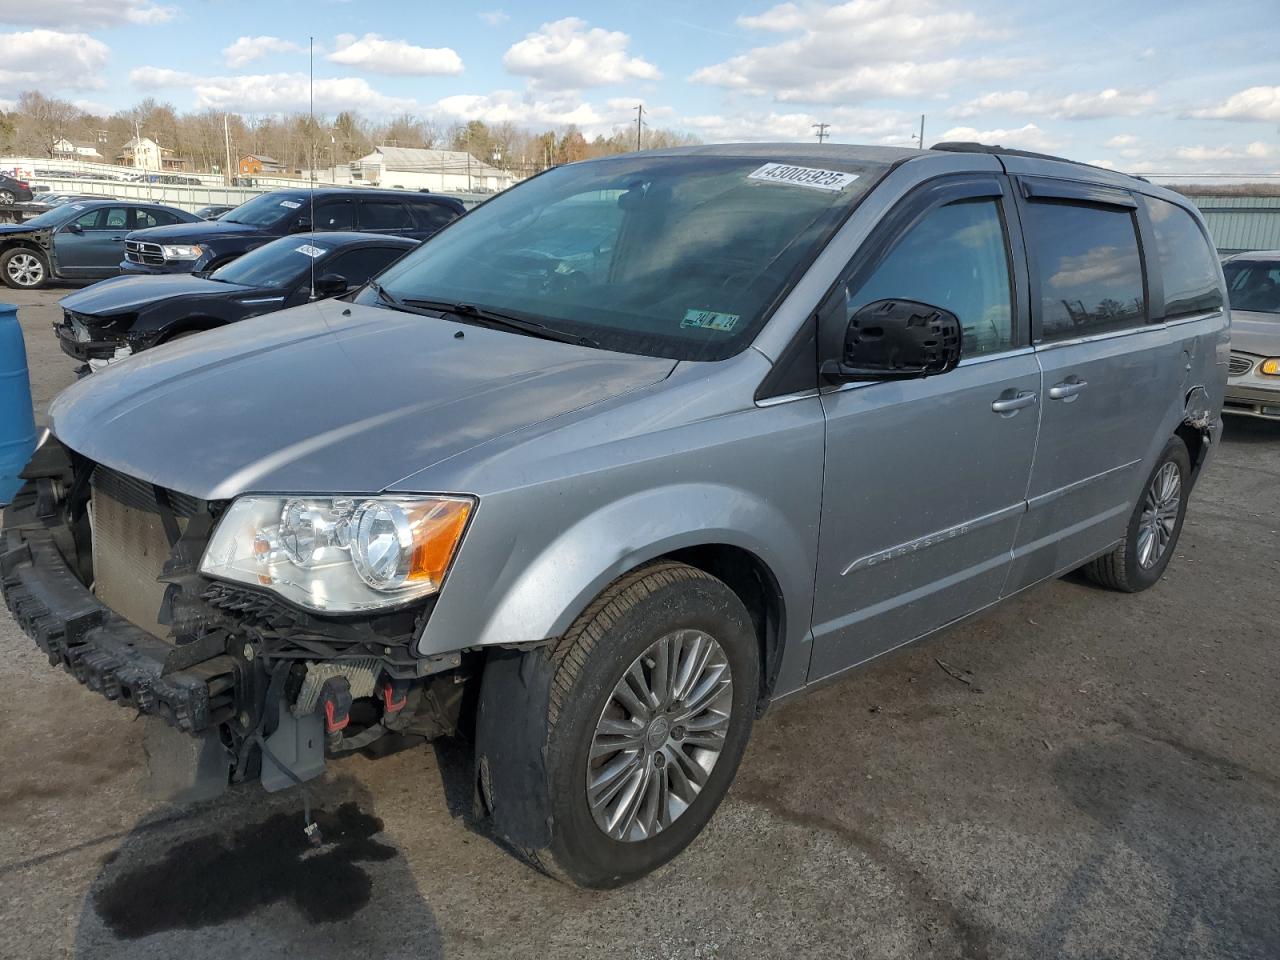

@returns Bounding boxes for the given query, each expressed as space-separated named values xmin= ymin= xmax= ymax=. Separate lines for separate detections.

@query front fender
xmin=419 ymin=481 xmax=816 ymax=659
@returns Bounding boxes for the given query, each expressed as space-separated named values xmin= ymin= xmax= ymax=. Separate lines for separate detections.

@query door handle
xmin=991 ymin=390 xmax=1038 ymax=415
xmin=1048 ymin=378 xmax=1088 ymax=402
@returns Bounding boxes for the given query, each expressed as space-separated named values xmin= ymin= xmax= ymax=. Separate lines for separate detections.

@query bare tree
xmin=16 ymin=91 xmax=83 ymax=158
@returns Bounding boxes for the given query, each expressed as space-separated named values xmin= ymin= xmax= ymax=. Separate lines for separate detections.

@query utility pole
xmin=223 ymin=114 xmax=233 ymax=185
xmin=813 ymin=122 xmax=830 ymax=143
xmin=918 ymin=114 xmax=926 ymax=149
xmin=634 ymin=104 xmax=645 ymax=151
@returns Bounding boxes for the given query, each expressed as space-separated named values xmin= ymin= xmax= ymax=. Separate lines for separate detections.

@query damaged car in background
xmin=2 ymin=143 xmax=1227 ymax=888
xmin=1221 ymin=251 xmax=1280 ymax=420
xmin=55 ymin=232 xmax=418 ymax=371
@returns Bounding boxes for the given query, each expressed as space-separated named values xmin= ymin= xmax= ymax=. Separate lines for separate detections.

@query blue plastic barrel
xmin=0 ymin=303 xmax=36 ymax=505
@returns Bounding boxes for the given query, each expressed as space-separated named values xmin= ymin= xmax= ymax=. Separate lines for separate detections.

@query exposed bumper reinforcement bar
xmin=1 ymin=524 xmax=239 ymax=734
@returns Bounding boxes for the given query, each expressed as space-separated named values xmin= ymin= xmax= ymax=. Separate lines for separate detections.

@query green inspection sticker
xmin=681 ymin=308 xmax=740 ymax=332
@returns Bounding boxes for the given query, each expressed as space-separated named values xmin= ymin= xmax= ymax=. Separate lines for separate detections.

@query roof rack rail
xmin=930 ymin=141 xmax=1146 ymax=182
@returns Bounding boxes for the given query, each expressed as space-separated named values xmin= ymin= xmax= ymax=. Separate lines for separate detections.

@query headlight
xmin=160 ymin=243 xmax=204 ymax=260
xmin=1261 ymin=358 xmax=1280 ymax=376
xmin=199 ymin=495 xmax=473 ymax=613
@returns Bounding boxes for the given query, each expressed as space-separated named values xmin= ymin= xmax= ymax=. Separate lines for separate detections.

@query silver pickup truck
xmin=2 ymin=142 xmax=1228 ymax=888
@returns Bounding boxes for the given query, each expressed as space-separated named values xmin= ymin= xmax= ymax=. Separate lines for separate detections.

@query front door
xmin=56 ymin=206 xmax=130 ymax=276
xmin=810 ymin=176 xmax=1041 ymax=681
xmin=1003 ymin=179 xmax=1185 ymax=592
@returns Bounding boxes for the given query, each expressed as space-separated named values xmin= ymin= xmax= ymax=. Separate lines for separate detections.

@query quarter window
xmin=359 ymin=201 xmax=413 ymax=231
xmin=1140 ymin=196 xmax=1223 ymax=317
xmin=847 ymin=199 xmax=1014 ymax=357
xmin=1024 ymin=201 xmax=1145 ymax=340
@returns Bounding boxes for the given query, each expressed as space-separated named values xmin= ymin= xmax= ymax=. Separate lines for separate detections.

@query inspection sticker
xmin=295 ymin=244 xmax=325 ymax=258
xmin=280 ymin=199 xmax=302 ymax=209
xmin=681 ymin=308 xmax=740 ymax=332
xmin=748 ymin=163 xmax=859 ymax=192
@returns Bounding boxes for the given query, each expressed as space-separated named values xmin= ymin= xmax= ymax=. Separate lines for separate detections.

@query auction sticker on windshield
xmin=280 ymin=200 xmax=302 ymax=209
xmin=681 ymin=309 xmax=740 ymax=332
xmin=748 ymin=163 xmax=860 ymax=192
xmin=295 ymin=244 xmax=326 ymax=258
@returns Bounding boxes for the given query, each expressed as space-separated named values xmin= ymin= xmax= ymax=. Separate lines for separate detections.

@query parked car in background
xmin=121 ymin=187 xmax=464 ymax=276
xmin=1222 ymin=251 xmax=1280 ymax=420
xmin=22 ymin=193 xmax=114 ymax=213
xmin=0 ymin=199 xmax=200 ymax=289
xmin=0 ymin=173 xmax=34 ymax=205
xmin=3 ymin=143 xmax=1227 ymax=888
xmin=56 ymin=232 xmax=417 ymax=369
xmin=194 ymin=204 xmax=235 ymax=220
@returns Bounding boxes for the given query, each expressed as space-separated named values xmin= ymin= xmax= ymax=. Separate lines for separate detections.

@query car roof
xmin=268 ymin=187 xmax=462 ymax=204
xmin=1224 ymin=250 xmax=1280 ymax=262
xmin=285 ymin=231 xmax=419 ymax=248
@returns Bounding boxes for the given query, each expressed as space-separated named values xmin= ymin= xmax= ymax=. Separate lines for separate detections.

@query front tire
xmin=476 ymin=561 xmax=759 ymax=888
xmin=1081 ymin=437 xmax=1191 ymax=592
xmin=1 ymin=247 xmax=49 ymax=289
xmin=0 ymin=190 xmax=14 ymax=204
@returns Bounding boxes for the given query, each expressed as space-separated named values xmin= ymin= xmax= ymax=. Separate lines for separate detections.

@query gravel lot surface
xmin=2 ymin=284 xmax=1277 ymax=959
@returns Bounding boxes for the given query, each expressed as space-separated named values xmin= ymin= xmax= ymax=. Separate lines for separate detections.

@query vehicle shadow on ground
xmin=1033 ymin=718 xmax=1280 ymax=958
xmin=1220 ymin=416 xmax=1280 ymax=445
xmin=72 ymin=773 xmax=448 ymax=959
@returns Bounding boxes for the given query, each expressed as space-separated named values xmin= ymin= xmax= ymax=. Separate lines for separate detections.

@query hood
xmin=0 ymin=223 xmax=42 ymax=237
xmin=127 ymin=218 xmax=261 ymax=243
xmin=1230 ymin=310 xmax=1280 ymax=357
xmin=49 ymin=300 xmax=675 ymax=499
xmin=60 ymin=274 xmax=248 ymax=316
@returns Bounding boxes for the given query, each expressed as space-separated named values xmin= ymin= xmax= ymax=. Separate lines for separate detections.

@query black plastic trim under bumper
xmin=1 ymin=524 xmax=238 ymax=733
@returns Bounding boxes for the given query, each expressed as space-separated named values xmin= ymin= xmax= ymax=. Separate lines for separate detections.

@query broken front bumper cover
xmin=1 ymin=523 xmax=240 ymax=734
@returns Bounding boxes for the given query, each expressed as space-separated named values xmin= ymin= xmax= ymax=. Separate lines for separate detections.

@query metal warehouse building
xmin=1182 ymin=195 xmax=1280 ymax=256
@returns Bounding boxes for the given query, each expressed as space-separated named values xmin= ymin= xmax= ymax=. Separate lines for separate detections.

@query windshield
xmin=370 ymin=154 xmax=884 ymax=360
xmin=220 ymin=192 xmax=306 ymax=227
xmin=20 ymin=205 xmax=80 ymax=228
xmin=210 ymin=235 xmax=333 ymax=287
xmin=1224 ymin=260 xmax=1280 ymax=314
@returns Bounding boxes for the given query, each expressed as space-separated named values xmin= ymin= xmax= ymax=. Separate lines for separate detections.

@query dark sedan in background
xmin=56 ymin=231 xmax=417 ymax=369
xmin=0 ymin=199 xmax=199 ymax=289
xmin=0 ymin=172 xmax=34 ymax=205
xmin=121 ymin=187 xmax=463 ymax=276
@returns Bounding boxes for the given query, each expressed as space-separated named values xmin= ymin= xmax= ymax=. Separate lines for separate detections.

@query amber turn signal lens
xmin=407 ymin=499 xmax=473 ymax=585
xmin=1261 ymin=358 xmax=1280 ymax=376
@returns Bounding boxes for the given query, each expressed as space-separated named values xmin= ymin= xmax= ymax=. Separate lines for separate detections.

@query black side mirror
xmin=823 ymin=299 xmax=962 ymax=382
xmin=65 ymin=222 xmax=83 ymax=234
xmin=313 ymin=273 xmax=349 ymax=297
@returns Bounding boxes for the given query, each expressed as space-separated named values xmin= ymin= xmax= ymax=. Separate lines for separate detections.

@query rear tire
xmin=1082 ymin=437 xmax=1191 ymax=592
xmin=475 ymin=561 xmax=759 ymax=888
xmin=0 ymin=190 xmax=14 ymax=204
xmin=1 ymin=247 xmax=48 ymax=289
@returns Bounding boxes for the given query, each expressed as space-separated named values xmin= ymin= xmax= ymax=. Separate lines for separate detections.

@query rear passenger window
xmin=848 ymin=199 xmax=1014 ymax=357
xmin=314 ymin=200 xmax=354 ymax=230
xmin=412 ymin=202 xmax=458 ymax=233
xmin=1140 ymin=196 xmax=1223 ymax=317
xmin=360 ymin=201 xmax=413 ymax=231
xmin=1024 ymin=201 xmax=1145 ymax=340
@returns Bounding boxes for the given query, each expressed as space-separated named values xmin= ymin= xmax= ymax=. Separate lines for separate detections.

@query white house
xmin=351 ymin=146 xmax=517 ymax=193
xmin=52 ymin=138 xmax=103 ymax=161
xmin=116 ymin=137 xmax=187 ymax=171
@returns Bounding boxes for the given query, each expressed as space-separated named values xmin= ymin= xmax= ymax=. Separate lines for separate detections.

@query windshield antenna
xmin=309 ymin=35 xmax=316 ymax=300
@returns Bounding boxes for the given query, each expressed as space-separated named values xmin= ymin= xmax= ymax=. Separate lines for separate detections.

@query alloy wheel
xmin=586 ymin=629 xmax=733 ymax=842
xmin=1137 ymin=461 xmax=1181 ymax=569
xmin=6 ymin=253 xmax=43 ymax=287
xmin=0 ymin=191 xmax=13 ymax=204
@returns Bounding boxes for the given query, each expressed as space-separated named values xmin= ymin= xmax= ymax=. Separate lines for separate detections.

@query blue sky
xmin=0 ymin=0 xmax=1277 ymax=175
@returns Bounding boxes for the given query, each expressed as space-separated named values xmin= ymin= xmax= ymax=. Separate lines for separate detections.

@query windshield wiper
xmin=400 ymin=297 xmax=600 ymax=348
xmin=367 ymin=278 xmax=405 ymax=310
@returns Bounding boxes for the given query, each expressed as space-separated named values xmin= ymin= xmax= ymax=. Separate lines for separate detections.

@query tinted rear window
xmin=412 ymin=201 xmax=459 ymax=232
xmin=1025 ymin=201 xmax=1145 ymax=341
xmin=1141 ymin=196 xmax=1222 ymax=317
xmin=360 ymin=200 xmax=414 ymax=230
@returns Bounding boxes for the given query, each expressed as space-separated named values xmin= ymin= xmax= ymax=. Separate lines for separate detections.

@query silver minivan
xmin=2 ymin=143 xmax=1228 ymax=887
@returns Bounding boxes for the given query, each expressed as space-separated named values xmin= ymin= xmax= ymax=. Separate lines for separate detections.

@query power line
xmin=812 ymin=122 xmax=830 ymax=143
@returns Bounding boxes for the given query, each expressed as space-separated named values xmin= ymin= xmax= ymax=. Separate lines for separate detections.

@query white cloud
xmin=950 ymin=88 xmax=1156 ymax=120
xmin=72 ymin=98 xmax=113 ymax=115
xmin=503 ymin=18 xmax=660 ymax=90
xmin=1173 ymin=142 xmax=1275 ymax=162
xmin=0 ymin=29 xmax=109 ymax=89
xmin=691 ymin=0 xmax=1012 ymax=103
xmin=131 ymin=66 xmax=418 ymax=115
xmin=680 ymin=105 xmax=914 ymax=142
xmin=936 ymin=123 xmax=1061 ymax=152
xmin=478 ymin=10 xmax=509 ymax=26
xmin=435 ymin=89 xmax=607 ymax=132
xmin=224 ymin=36 xmax=304 ymax=69
xmin=0 ymin=0 xmax=175 ymax=27
xmin=1105 ymin=134 xmax=1139 ymax=148
xmin=327 ymin=33 xmax=463 ymax=76
xmin=1192 ymin=85 xmax=1280 ymax=122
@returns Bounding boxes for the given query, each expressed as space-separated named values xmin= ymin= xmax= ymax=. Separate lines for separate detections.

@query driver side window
xmin=848 ymin=199 xmax=1014 ymax=358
